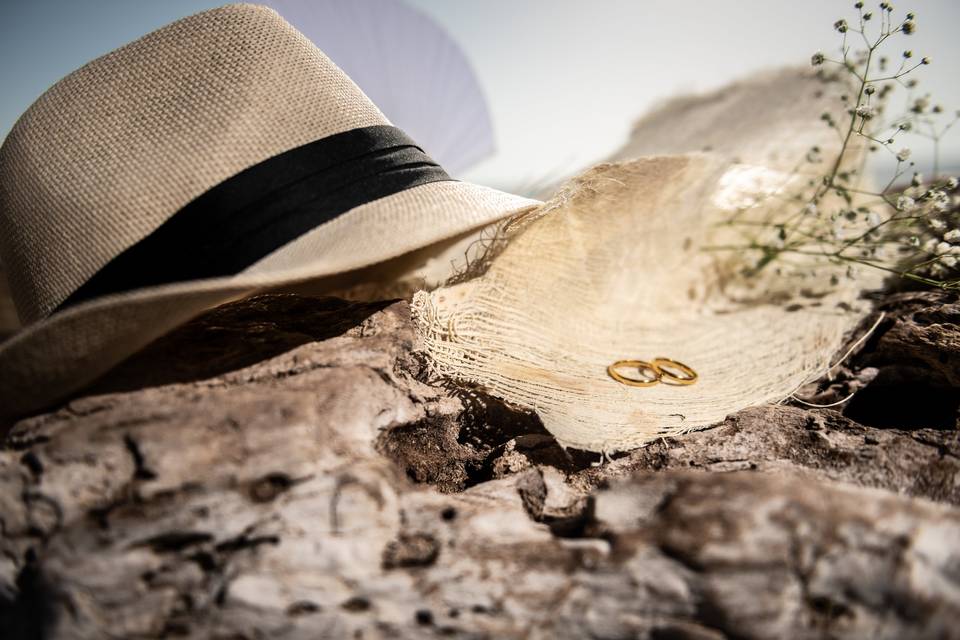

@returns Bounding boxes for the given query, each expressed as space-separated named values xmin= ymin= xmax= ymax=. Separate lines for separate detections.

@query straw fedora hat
xmin=0 ymin=4 xmax=538 ymax=422
xmin=412 ymin=68 xmax=883 ymax=454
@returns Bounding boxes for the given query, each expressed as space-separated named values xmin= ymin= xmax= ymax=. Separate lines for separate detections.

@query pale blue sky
xmin=1 ymin=1 xmax=958 ymax=191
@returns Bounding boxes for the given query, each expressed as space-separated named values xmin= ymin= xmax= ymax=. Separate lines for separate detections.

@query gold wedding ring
xmin=606 ymin=360 xmax=662 ymax=387
xmin=652 ymin=357 xmax=698 ymax=385
xmin=607 ymin=357 xmax=698 ymax=387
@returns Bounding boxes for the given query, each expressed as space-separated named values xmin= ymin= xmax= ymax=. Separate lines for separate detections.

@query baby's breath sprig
xmin=713 ymin=3 xmax=959 ymax=291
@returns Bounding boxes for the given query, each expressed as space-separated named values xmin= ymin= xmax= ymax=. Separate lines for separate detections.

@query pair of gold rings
xmin=607 ymin=357 xmax=698 ymax=387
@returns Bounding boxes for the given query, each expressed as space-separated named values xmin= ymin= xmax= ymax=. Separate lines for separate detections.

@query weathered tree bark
xmin=1 ymin=291 xmax=957 ymax=639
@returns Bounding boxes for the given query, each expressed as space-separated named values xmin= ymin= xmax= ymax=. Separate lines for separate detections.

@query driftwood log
xmin=0 ymin=290 xmax=958 ymax=639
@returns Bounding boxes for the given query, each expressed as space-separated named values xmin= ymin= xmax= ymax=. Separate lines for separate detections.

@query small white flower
xmin=943 ymin=255 xmax=958 ymax=268
xmin=896 ymin=195 xmax=916 ymax=211
xmin=945 ymin=177 xmax=959 ymax=190
xmin=944 ymin=229 xmax=960 ymax=242
xmin=811 ymin=51 xmax=825 ymax=66
xmin=896 ymin=148 xmax=912 ymax=162
xmin=856 ymin=106 xmax=875 ymax=120
xmin=923 ymin=238 xmax=938 ymax=252
xmin=867 ymin=211 xmax=882 ymax=227
xmin=928 ymin=189 xmax=951 ymax=212
xmin=929 ymin=218 xmax=947 ymax=231
xmin=936 ymin=241 xmax=952 ymax=254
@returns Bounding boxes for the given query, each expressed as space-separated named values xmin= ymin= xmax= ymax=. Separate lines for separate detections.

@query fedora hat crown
xmin=0 ymin=4 xmax=390 ymax=324
xmin=0 ymin=3 xmax=537 ymax=423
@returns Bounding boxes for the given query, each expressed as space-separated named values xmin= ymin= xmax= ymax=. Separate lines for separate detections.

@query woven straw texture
xmin=609 ymin=68 xmax=844 ymax=171
xmin=411 ymin=69 xmax=883 ymax=453
xmin=0 ymin=3 xmax=388 ymax=322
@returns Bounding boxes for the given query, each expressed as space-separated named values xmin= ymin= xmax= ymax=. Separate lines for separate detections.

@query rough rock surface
xmin=0 ymin=291 xmax=957 ymax=639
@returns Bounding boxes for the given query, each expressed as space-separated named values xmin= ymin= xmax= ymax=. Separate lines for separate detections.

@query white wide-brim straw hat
xmin=0 ymin=4 xmax=538 ymax=422
xmin=412 ymin=68 xmax=883 ymax=454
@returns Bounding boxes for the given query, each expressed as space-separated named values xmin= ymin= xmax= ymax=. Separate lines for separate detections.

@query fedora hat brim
xmin=0 ymin=180 xmax=537 ymax=423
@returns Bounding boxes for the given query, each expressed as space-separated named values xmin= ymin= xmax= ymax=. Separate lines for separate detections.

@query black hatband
xmin=57 ymin=125 xmax=452 ymax=311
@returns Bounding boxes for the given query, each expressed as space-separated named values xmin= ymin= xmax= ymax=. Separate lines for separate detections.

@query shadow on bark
xmin=88 ymin=294 xmax=395 ymax=395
